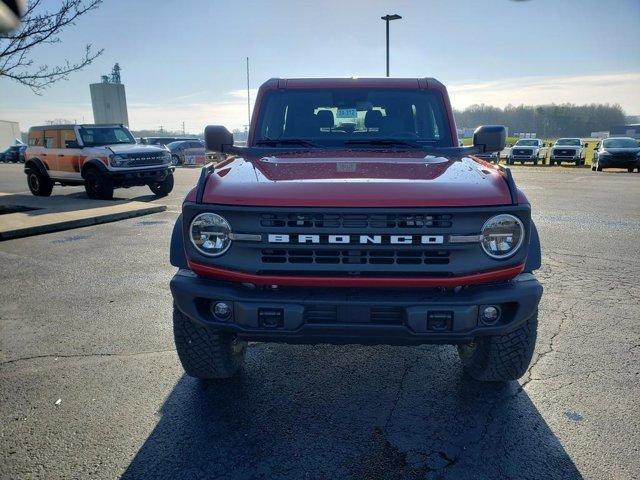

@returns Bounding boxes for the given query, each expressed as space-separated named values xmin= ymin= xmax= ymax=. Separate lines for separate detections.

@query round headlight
xmin=110 ymin=154 xmax=125 ymax=167
xmin=480 ymin=214 xmax=524 ymax=259
xmin=190 ymin=213 xmax=232 ymax=257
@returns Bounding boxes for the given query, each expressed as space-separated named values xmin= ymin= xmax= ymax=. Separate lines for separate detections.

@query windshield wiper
xmin=255 ymin=138 xmax=325 ymax=148
xmin=344 ymin=139 xmax=422 ymax=149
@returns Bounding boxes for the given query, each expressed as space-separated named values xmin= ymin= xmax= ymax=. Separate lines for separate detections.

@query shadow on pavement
xmin=122 ymin=344 xmax=582 ymax=480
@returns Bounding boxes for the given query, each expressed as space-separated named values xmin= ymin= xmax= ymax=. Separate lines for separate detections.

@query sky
xmin=1 ymin=0 xmax=639 ymax=133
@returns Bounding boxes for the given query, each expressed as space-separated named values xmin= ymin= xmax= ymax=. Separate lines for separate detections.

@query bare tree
xmin=0 ymin=0 xmax=103 ymax=94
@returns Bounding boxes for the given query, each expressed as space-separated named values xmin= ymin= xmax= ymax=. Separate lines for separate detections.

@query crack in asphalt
xmin=383 ymin=360 xmax=413 ymax=433
xmin=0 ymin=348 xmax=175 ymax=367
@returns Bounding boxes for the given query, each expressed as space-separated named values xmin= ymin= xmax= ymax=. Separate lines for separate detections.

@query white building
xmin=0 ymin=120 xmax=21 ymax=150
xmin=89 ymin=64 xmax=129 ymax=126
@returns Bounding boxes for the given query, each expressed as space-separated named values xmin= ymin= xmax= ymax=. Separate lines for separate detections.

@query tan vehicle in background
xmin=24 ymin=124 xmax=175 ymax=199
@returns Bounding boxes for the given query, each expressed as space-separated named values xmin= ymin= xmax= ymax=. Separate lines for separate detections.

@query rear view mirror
xmin=204 ymin=125 xmax=234 ymax=153
xmin=0 ymin=0 xmax=25 ymax=33
xmin=473 ymin=125 xmax=506 ymax=153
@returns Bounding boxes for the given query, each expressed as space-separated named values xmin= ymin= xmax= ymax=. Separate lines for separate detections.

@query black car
xmin=592 ymin=137 xmax=640 ymax=172
xmin=0 ymin=145 xmax=24 ymax=163
xmin=18 ymin=145 xmax=27 ymax=163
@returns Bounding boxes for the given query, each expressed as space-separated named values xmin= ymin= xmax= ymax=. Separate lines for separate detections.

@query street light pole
xmin=381 ymin=14 xmax=402 ymax=77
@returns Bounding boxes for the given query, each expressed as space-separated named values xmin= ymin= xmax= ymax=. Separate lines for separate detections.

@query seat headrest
xmin=365 ymin=110 xmax=383 ymax=128
xmin=316 ymin=110 xmax=334 ymax=129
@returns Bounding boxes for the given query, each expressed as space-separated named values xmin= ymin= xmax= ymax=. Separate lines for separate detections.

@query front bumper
xmin=598 ymin=157 xmax=639 ymax=168
xmin=170 ymin=270 xmax=543 ymax=346
xmin=106 ymin=165 xmax=174 ymax=186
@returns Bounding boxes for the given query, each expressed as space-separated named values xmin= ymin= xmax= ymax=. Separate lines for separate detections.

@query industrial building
xmin=0 ymin=120 xmax=21 ymax=150
xmin=90 ymin=64 xmax=129 ymax=126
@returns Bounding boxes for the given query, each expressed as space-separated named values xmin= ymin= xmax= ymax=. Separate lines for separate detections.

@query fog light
xmin=212 ymin=301 xmax=232 ymax=320
xmin=481 ymin=306 xmax=501 ymax=325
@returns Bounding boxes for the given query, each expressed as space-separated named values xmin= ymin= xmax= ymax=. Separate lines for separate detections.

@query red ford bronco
xmin=24 ymin=124 xmax=175 ymax=199
xmin=170 ymin=78 xmax=542 ymax=383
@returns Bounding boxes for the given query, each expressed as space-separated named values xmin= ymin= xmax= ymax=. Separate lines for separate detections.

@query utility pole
xmin=246 ymin=57 xmax=251 ymax=127
xmin=181 ymin=121 xmax=186 ymax=136
xmin=381 ymin=14 xmax=402 ymax=77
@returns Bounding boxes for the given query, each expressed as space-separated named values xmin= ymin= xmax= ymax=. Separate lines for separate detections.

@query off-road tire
xmin=84 ymin=169 xmax=114 ymax=200
xmin=149 ymin=172 xmax=174 ymax=197
xmin=457 ymin=310 xmax=538 ymax=382
xmin=173 ymin=304 xmax=247 ymax=380
xmin=26 ymin=168 xmax=54 ymax=197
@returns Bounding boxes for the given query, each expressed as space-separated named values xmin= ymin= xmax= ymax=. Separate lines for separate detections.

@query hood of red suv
xmin=197 ymin=151 xmax=513 ymax=207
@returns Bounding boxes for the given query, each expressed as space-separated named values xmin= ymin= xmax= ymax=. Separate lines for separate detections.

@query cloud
xmin=228 ymin=88 xmax=259 ymax=99
xmin=448 ymin=72 xmax=640 ymax=112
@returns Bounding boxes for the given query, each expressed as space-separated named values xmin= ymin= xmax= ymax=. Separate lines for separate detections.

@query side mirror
xmin=205 ymin=125 xmax=233 ymax=153
xmin=65 ymin=140 xmax=81 ymax=148
xmin=473 ymin=125 xmax=506 ymax=153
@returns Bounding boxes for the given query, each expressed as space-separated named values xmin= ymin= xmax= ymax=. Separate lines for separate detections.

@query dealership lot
xmin=0 ymin=164 xmax=638 ymax=479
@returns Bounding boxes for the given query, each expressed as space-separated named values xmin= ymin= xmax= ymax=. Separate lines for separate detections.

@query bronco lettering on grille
xmin=267 ymin=234 xmax=445 ymax=245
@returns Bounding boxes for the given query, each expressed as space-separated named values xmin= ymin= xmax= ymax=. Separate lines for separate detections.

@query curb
xmin=0 ymin=203 xmax=167 ymax=241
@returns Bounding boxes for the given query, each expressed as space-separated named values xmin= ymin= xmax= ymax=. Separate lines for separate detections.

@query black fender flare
xmin=170 ymin=214 xmax=188 ymax=269
xmin=24 ymin=158 xmax=49 ymax=177
xmin=524 ymin=220 xmax=541 ymax=272
xmin=80 ymin=159 xmax=109 ymax=178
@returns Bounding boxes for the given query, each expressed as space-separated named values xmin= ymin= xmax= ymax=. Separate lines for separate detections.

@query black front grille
xmin=304 ymin=305 xmax=405 ymax=325
xmin=512 ymin=148 xmax=532 ymax=156
xmin=261 ymin=213 xmax=452 ymax=229
xmin=554 ymin=149 xmax=576 ymax=157
xmin=370 ymin=306 xmax=404 ymax=324
xmin=122 ymin=153 xmax=165 ymax=167
xmin=261 ymin=248 xmax=450 ymax=265
xmin=304 ymin=305 xmax=337 ymax=323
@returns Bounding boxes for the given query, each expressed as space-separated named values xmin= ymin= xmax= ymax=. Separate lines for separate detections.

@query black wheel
xmin=575 ymin=159 xmax=580 ymax=166
xmin=596 ymin=162 xmax=603 ymax=172
xmin=627 ymin=167 xmax=634 ymax=173
xmin=520 ymin=161 xmax=524 ymax=165
xmin=591 ymin=164 xmax=596 ymax=171
xmin=533 ymin=159 xmax=538 ymax=166
xmin=84 ymin=169 xmax=114 ymax=200
xmin=149 ymin=172 xmax=174 ymax=197
xmin=26 ymin=168 xmax=54 ymax=197
xmin=171 ymin=155 xmax=181 ymax=166
xmin=173 ymin=304 xmax=246 ymax=380
xmin=458 ymin=311 xmax=538 ymax=382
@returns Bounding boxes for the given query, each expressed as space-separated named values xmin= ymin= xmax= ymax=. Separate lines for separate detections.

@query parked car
xmin=166 ymin=140 xmax=205 ymax=166
xmin=507 ymin=139 xmax=545 ymax=165
xmin=591 ymin=137 xmax=640 ymax=172
xmin=169 ymin=77 xmax=543 ymax=384
xmin=549 ymin=138 xmax=586 ymax=166
xmin=24 ymin=124 xmax=175 ymax=199
xmin=0 ymin=144 xmax=24 ymax=163
xmin=18 ymin=145 xmax=27 ymax=163
xmin=475 ymin=150 xmax=500 ymax=163
xmin=139 ymin=136 xmax=198 ymax=146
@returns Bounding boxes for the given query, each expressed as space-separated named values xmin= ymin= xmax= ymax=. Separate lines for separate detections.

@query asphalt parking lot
xmin=1 ymin=163 xmax=639 ymax=480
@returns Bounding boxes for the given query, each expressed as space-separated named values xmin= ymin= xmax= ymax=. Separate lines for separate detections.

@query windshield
xmin=603 ymin=138 xmax=638 ymax=148
xmin=555 ymin=139 xmax=581 ymax=146
xmin=254 ymin=88 xmax=452 ymax=148
xmin=79 ymin=127 xmax=135 ymax=146
xmin=515 ymin=139 xmax=539 ymax=146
